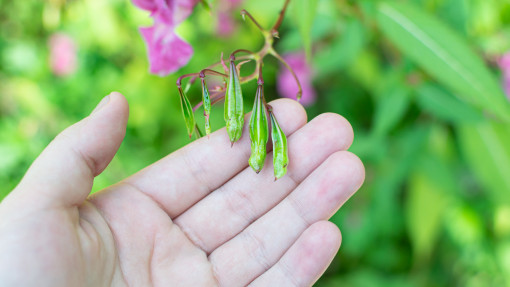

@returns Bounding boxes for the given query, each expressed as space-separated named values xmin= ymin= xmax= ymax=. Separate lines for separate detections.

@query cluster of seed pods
xmin=176 ymin=55 xmax=289 ymax=180
xmin=175 ymin=0 xmax=300 ymax=180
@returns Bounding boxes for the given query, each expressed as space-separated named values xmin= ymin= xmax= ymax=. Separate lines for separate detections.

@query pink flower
xmin=48 ymin=33 xmax=77 ymax=77
xmin=216 ymin=0 xmax=243 ymax=37
xmin=499 ymin=53 xmax=510 ymax=98
xmin=504 ymin=74 xmax=510 ymax=99
xmin=140 ymin=22 xmax=193 ymax=76
xmin=132 ymin=0 xmax=200 ymax=76
xmin=277 ymin=52 xmax=316 ymax=106
xmin=217 ymin=11 xmax=235 ymax=36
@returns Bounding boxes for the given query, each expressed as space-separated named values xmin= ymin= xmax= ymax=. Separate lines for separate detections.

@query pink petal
xmin=216 ymin=11 xmax=236 ymax=36
xmin=172 ymin=0 xmax=200 ymax=24
xmin=504 ymin=73 xmax=510 ymax=99
xmin=48 ymin=33 xmax=77 ymax=77
xmin=499 ymin=53 xmax=510 ymax=72
xmin=277 ymin=52 xmax=316 ymax=106
xmin=140 ymin=23 xmax=193 ymax=76
xmin=132 ymin=0 xmax=157 ymax=12
xmin=151 ymin=0 xmax=199 ymax=25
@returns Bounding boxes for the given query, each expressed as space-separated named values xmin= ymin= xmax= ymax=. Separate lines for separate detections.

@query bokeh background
xmin=2 ymin=0 xmax=510 ymax=285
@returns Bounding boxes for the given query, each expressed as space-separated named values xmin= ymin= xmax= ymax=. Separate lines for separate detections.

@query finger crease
xmin=244 ymin=229 xmax=272 ymax=272
xmin=287 ymin=195 xmax=312 ymax=228
xmin=278 ymin=259 xmax=301 ymax=287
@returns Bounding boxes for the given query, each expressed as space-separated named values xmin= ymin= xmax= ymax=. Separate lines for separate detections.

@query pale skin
xmin=0 ymin=92 xmax=364 ymax=287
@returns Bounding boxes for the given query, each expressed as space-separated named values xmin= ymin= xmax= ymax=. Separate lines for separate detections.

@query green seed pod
xmin=269 ymin=107 xmax=288 ymax=180
xmin=248 ymin=81 xmax=269 ymax=173
xmin=201 ymin=77 xmax=212 ymax=135
xmin=178 ymin=87 xmax=196 ymax=139
xmin=224 ymin=57 xmax=244 ymax=144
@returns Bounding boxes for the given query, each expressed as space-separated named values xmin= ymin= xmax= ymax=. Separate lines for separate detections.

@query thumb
xmin=8 ymin=92 xmax=129 ymax=208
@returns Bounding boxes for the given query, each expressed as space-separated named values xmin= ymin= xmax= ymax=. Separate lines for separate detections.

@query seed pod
xmin=269 ymin=107 xmax=288 ymax=180
xmin=248 ymin=81 xmax=269 ymax=173
xmin=201 ymin=77 xmax=212 ymax=135
xmin=178 ymin=87 xmax=196 ymax=139
xmin=224 ymin=57 xmax=244 ymax=145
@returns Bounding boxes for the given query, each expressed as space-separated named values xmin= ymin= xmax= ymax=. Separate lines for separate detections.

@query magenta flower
xmin=216 ymin=0 xmax=244 ymax=37
xmin=132 ymin=0 xmax=199 ymax=76
xmin=277 ymin=52 xmax=317 ymax=106
xmin=48 ymin=33 xmax=77 ymax=77
xmin=140 ymin=22 xmax=193 ymax=76
xmin=499 ymin=53 xmax=510 ymax=98
xmin=504 ymin=74 xmax=510 ymax=99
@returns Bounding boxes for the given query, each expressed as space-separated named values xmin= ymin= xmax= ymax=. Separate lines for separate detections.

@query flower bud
xmin=269 ymin=108 xmax=288 ymax=180
xmin=224 ymin=58 xmax=244 ymax=144
xmin=248 ymin=83 xmax=269 ymax=173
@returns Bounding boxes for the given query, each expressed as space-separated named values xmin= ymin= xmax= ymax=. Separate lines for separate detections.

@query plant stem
xmin=199 ymin=69 xmax=228 ymax=79
xmin=230 ymin=49 xmax=256 ymax=59
xmin=272 ymin=0 xmax=291 ymax=31
xmin=177 ymin=73 xmax=200 ymax=87
xmin=240 ymin=9 xmax=265 ymax=32
xmin=269 ymin=48 xmax=302 ymax=100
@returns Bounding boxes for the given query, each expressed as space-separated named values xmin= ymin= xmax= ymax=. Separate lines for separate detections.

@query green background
xmin=1 ymin=0 xmax=510 ymax=285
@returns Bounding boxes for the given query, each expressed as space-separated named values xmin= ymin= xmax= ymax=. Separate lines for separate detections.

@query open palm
xmin=0 ymin=93 xmax=364 ymax=287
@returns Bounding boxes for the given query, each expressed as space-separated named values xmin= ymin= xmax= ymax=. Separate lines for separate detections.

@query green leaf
xmin=292 ymin=0 xmax=319 ymax=60
xmin=406 ymin=155 xmax=452 ymax=264
xmin=416 ymin=84 xmax=485 ymax=123
xmin=314 ymin=18 xmax=366 ymax=76
xmin=376 ymin=1 xmax=510 ymax=122
xmin=200 ymin=0 xmax=212 ymax=12
xmin=457 ymin=120 xmax=510 ymax=204
xmin=372 ymin=85 xmax=411 ymax=137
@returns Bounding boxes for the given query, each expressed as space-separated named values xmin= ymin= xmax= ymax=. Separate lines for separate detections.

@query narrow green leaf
xmin=224 ymin=59 xmax=244 ymax=144
xmin=269 ymin=109 xmax=288 ymax=180
xmin=406 ymin=170 xmax=449 ymax=263
xmin=194 ymin=124 xmax=203 ymax=139
xmin=458 ymin=120 xmax=510 ymax=204
xmin=372 ymin=86 xmax=410 ymax=137
xmin=314 ymin=18 xmax=366 ymax=76
xmin=376 ymin=1 xmax=510 ymax=122
xmin=292 ymin=0 xmax=319 ymax=60
xmin=201 ymin=78 xmax=212 ymax=135
xmin=200 ymin=0 xmax=212 ymax=12
xmin=416 ymin=84 xmax=485 ymax=123
xmin=178 ymin=87 xmax=195 ymax=139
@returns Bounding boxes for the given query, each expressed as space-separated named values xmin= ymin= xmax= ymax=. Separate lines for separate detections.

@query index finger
xmin=123 ymin=99 xmax=307 ymax=218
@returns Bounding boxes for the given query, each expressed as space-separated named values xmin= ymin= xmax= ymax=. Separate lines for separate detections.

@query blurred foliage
xmin=1 ymin=0 xmax=510 ymax=286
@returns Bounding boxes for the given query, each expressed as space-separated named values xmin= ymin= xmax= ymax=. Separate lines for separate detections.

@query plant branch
xmin=230 ymin=49 xmax=256 ymax=59
xmin=269 ymin=48 xmax=302 ymax=101
xmin=177 ymin=73 xmax=200 ymax=87
xmin=199 ymin=69 xmax=228 ymax=79
xmin=272 ymin=0 xmax=291 ymax=31
xmin=240 ymin=9 xmax=265 ymax=32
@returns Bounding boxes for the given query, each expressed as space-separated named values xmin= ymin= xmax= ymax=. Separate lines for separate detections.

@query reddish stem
xmin=272 ymin=0 xmax=291 ymax=31
xmin=240 ymin=9 xmax=265 ymax=32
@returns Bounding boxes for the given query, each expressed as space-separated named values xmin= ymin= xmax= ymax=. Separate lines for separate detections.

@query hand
xmin=0 ymin=92 xmax=364 ymax=287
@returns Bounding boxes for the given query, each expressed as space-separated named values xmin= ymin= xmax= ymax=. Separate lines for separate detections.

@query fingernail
xmin=91 ymin=95 xmax=110 ymax=114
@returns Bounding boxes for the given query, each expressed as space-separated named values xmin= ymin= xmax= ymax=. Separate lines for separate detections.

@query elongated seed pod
xmin=248 ymin=81 xmax=269 ymax=173
xmin=201 ymin=77 xmax=212 ymax=135
xmin=269 ymin=107 xmax=288 ymax=180
xmin=224 ymin=57 xmax=244 ymax=144
xmin=178 ymin=87 xmax=196 ymax=139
